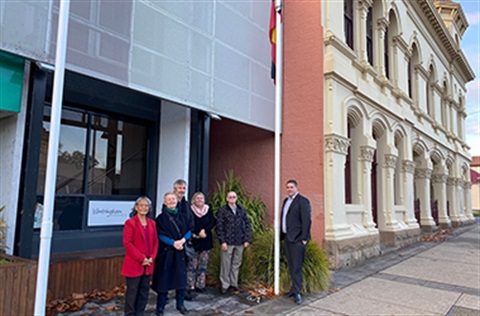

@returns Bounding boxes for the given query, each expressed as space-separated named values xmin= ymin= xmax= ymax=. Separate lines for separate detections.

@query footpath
xmin=62 ymin=221 xmax=479 ymax=315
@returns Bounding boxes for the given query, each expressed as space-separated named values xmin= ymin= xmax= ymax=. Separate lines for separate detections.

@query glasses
xmin=227 ymin=196 xmax=237 ymax=199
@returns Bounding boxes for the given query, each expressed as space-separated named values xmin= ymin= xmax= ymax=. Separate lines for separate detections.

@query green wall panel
xmin=0 ymin=51 xmax=24 ymax=113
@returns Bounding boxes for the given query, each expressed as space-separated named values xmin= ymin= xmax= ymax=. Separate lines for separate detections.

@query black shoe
xmin=220 ymin=287 xmax=228 ymax=294
xmin=283 ymin=291 xmax=294 ymax=298
xmin=156 ymin=309 xmax=164 ymax=316
xmin=294 ymin=293 xmax=302 ymax=305
xmin=195 ymin=287 xmax=206 ymax=293
xmin=177 ymin=306 xmax=189 ymax=315
xmin=185 ymin=289 xmax=196 ymax=301
xmin=230 ymin=286 xmax=242 ymax=293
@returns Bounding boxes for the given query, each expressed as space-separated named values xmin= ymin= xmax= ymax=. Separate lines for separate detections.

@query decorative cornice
xmin=325 ymin=134 xmax=350 ymax=155
xmin=383 ymin=154 xmax=397 ymax=168
xmin=359 ymin=146 xmax=375 ymax=162
xmin=415 ymin=168 xmax=432 ymax=179
xmin=402 ymin=160 xmax=416 ymax=174
xmin=409 ymin=0 xmax=475 ymax=82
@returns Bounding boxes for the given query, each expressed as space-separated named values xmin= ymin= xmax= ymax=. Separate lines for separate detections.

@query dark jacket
xmin=216 ymin=204 xmax=252 ymax=246
xmin=191 ymin=207 xmax=215 ymax=252
xmin=151 ymin=207 xmax=190 ymax=293
xmin=281 ymin=194 xmax=311 ymax=243
xmin=178 ymin=197 xmax=194 ymax=232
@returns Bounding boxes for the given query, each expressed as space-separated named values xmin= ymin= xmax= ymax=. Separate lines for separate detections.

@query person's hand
xmin=142 ymin=258 xmax=151 ymax=266
xmin=173 ymin=239 xmax=184 ymax=250
xmin=199 ymin=229 xmax=206 ymax=238
xmin=244 ymin=242 xmax=249 ymax=248
xmin=302 ymin=240 xmax=307 ymax=245
xmin=221 ymin=243 xmax=228 ymax=251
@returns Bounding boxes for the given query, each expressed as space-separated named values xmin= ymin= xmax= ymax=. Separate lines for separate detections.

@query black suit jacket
xmin=281 ymin=194 xmax=311 ymax=243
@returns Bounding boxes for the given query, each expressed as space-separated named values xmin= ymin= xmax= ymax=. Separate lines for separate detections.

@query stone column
xmin=359 ymin=146 xmax=377 ymax=233
xmin=379 ymin=154 xmax=401 ymax=231
xmin=447 ymin=176 xmax=461 ymax=226
xmin=357 ymin=0 xmax=373 ymax=64
xmin=376 ymin=18 xmax=388 ymax=78
xmin=415 ymin=168 xmax=436 ymax=230
xmin=324 ymin=134 xmax=353 ymax=240
xmin=402 ymin=160 xmax=419 ymax=228
xmin=464 ymin=181 xmax=474 ymax=221
xmin=431 ymin=173 xmax=450 ymax=227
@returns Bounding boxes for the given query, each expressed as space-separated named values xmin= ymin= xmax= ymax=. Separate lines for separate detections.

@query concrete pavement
xmin=62 ymin=222 xmax=479 ymax=315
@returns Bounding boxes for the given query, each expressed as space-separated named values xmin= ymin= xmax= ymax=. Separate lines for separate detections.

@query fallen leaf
xmin=245 ymin=310 xmax=254 ymax=314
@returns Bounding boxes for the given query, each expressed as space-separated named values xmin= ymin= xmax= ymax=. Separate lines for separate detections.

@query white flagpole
xmin=274 ymin=0 xmax=283 ymax=295
xmin=34 ymin=0 xmax=70 ymax=314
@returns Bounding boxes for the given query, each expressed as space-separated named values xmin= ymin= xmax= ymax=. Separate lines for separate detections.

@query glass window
xmin=344 ymin=0 xmax=354 ymax=49
xmin=36 ymin=105 xmax=148 ymax=231
xmin=88 ymin=115 xmax=147 ymax=195
xmin=366 ymin=8 xmax=373 ymax=66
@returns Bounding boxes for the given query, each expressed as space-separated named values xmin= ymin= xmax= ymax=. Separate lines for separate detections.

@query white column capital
xmin=415 ymin=168 xmax=432 ymax=179
xmin=431 ymin=174 xmax=447 ymax=184
xmin=359 ymin=146 xmax=375 ymax=162
xmin=402 ymin=160 xmax=415 ymax=174
xmin=325 ymin=133 xmax=350 ymax=155
xmin=383 ymin=154 xmax=397 ymax=168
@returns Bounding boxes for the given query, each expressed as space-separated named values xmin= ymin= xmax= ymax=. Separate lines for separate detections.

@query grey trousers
xmin=220 ymin=244 xmax=244 ymax=289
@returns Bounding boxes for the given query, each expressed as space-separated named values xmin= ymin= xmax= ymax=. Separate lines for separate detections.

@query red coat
xmin=121 ymin=215 xmax=159 ymax=277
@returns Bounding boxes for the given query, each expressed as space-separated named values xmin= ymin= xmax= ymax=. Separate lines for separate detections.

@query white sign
xmin=88 ymin=200 xmax=134 ymax=226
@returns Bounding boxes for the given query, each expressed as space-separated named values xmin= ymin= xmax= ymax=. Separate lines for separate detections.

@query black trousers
xmin=125 ymin=273 xmax=151 ymax=316
xmin=284 ymin=240 xmax=306 ymax=295
xmin=156 ymin=289 xmax=186 ymax=311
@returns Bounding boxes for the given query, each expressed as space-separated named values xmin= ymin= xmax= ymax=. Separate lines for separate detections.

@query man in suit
xmin=281 ymin=179 xmax=311 ymax=305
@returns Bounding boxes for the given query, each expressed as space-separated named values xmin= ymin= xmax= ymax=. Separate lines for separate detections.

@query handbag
xmin=168 ymin=216 xmax=195 ymax=259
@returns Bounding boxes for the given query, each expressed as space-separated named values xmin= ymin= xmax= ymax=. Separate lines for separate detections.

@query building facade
xmin=0 ymin=0 xmax=275 ymax=278
xmin=470 ymin=156 xmax=480 ymax=212
xmin=322 ymin=0 xmax=475 ymax=269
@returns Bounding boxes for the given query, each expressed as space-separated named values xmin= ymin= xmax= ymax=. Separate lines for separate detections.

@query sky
xmin=459 ymin=0 xmax=480 ymax=157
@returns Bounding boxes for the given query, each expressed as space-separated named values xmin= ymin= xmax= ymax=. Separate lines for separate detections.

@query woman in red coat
xmin=121 ymin=196 xmax=159 ymax=316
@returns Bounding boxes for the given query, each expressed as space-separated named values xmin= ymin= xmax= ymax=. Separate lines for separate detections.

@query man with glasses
xmin=216 ymin=191 xmax=252 ymax=294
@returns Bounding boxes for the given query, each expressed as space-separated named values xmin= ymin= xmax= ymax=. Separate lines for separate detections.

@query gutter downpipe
xmin=274 ymin=0 xmax=283 ymax=295
xmin=34 ymin=0 xmax=70 ymax=314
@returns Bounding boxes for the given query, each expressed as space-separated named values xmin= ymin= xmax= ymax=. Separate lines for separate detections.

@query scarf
xmin=166 ymin=207 xmax=178 ymax=215
xmin=191 ymin=204 xmax=209 ymax=218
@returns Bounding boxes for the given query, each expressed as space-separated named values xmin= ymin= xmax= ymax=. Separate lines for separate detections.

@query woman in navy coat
xmin=152 ymin=192 xmax=192 ymax=315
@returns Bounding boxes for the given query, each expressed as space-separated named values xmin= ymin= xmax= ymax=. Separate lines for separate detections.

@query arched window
xmin=442 ymin=81 xmax=448 ymax=127
xmin=366 ymin=7 xmax=373 ymax=65
xmin=408 ymin=44 xmax=419 ymax=102
xmin=384 ymin=27 xmax=389 ymax=79
xmin=427 ymin=65 xmax=435 ymax=117
xmin=344 ymin=0 xmax=354 ymax=49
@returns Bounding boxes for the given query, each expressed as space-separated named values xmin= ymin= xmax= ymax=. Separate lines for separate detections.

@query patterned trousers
xmin=187 ymin=250 xmax=210 ymax=290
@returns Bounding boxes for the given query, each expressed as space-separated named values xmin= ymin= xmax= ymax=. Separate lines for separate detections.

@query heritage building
xmin=322 ymin=0 xmax=475 ymax=268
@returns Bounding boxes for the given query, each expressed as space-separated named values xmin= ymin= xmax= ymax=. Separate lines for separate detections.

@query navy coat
xmin=151 ymin=209 xmax=190 ymax=293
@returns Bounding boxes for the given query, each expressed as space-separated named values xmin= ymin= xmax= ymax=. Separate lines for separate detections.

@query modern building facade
xmin=0 ymin=1 xmax=275 ymax=266
xmin=322 ymin=0 xmax=475 ymax=268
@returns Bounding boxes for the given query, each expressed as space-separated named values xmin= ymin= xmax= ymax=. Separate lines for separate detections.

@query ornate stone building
xmin=322 ymin=0 xmax=475 ymax=269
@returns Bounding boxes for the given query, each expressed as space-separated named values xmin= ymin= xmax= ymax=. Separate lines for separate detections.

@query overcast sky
xmin=458 ymin=0 xmax=480 ymax=158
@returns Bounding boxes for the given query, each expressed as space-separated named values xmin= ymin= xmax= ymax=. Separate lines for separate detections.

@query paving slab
xmin=311 ymin=277 xmax=461 ymax=315
xmin=383 ymin=256 xmax=480 ymax=289
xmin=287 ymin=305 xmax=345 ymax=316
xmin=455 ymin=293 xmax=480 ymax=311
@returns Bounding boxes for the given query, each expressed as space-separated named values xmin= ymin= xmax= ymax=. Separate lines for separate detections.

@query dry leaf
xmin=245 ymin=310 xmax=254 ymax=314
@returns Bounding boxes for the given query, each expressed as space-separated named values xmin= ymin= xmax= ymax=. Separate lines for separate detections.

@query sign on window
xmin=88 ymin=200 xmax=134 ymax=226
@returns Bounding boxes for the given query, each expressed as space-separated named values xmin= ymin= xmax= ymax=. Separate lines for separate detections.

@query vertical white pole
xmin=274 ymin=0 xmax=283 ymax=295
xmin=34 ymin=0 xmax=70 ymax=314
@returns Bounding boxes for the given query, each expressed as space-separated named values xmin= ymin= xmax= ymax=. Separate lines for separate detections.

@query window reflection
xmin=36 ymin=105 xmax=148 ymax=231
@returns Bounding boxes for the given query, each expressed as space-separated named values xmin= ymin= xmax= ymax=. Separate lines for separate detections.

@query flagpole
xmin=274 ymin=0 xmax=283 ymax=295
xmin=34 ymin=0 xmax=70 ymax=314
